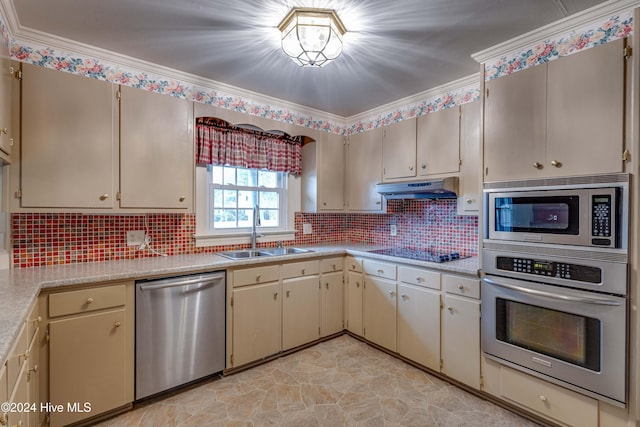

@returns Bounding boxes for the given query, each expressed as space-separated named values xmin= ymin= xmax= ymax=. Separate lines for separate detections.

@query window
xmin=207 ymin=165 xmax=287 ymax=232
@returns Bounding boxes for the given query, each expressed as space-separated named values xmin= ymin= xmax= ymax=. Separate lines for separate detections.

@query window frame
xmin=194 ymin=166 xmax=299 ymax=247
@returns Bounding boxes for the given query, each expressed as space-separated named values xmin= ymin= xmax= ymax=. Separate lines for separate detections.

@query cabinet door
xmin=458 ymin=101 xmax=481 ymax=213
xmin=546 ymin=38 xmax=624 ymax=177
xmin=232 ymin=282 xmax=281 ymax=367
xmin=49 ymin=309 xmax=127 ymax=427
xmin=441 ymin=294 xmax=480 ymax=389
xmin=283 ymin=276 xmax=321 ymax=350
xmin=0 ymin=51 xmax=12 ymax=158
xmin=397 ymin=283 xmax=440 ymax=370
xmin=120 ymin=86 xmax=193 ymax=209
xmin=346 ymin=271 xmax=363 ymax=336
xmin=363 ymin=276 xmax=397 ymax=351
xmin=321 ymin=271 xmax=343 ymax=337
xmin=347 ymin=128 xmax=383 ymax=211
xmin=382 ymin=119 xmax=416 ymax=180
xmin=317 ymin=133 xmax=345 ymax=210
xmin=7 ymin=367 xmax=28 ymax=427
xmin=21 ymin=63 xmax=117 ymax=208
xmin=417 ymin=107 xmax=460 ymax=176
xmin=484 ymin=64 xmax=547 ymax=182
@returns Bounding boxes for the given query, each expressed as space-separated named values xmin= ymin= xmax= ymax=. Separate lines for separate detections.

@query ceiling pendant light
xmin=278 ymin=7 xmax=346 ymax=68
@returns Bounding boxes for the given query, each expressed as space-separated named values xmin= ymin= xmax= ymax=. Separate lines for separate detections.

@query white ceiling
xmin=10 ymin=0 xmax=608 ymax=117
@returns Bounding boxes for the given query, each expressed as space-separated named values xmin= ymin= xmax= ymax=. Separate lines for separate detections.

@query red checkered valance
xmin=196 ymin=117 xmax=303 ymax=175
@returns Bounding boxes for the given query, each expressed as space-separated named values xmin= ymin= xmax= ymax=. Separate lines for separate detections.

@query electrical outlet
xmin=303 ymin=223 xmax=312 ymax=235
xmin=126 ymin=230 xmax=146 ymax=246
xmin=390 ymin=224 xmax=397 ymax=236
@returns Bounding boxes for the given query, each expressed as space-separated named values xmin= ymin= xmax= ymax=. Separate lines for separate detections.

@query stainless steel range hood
xmin=376 ymin=177 xmax=458 ymax=199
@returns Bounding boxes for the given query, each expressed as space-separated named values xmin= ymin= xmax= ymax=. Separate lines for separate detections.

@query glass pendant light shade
xmin=278 ymin=8 xmax=346 ymax=68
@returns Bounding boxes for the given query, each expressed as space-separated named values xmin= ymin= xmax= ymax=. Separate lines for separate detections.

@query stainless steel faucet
xmin=251 ymin=205 xmax=262 ymax=249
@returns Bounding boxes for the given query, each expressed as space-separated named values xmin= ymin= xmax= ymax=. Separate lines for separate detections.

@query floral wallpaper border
xmin=0 ymin=7 xmax=634 ymax=136
xmin=346 ymin=83 xmax=480 ymax=135
xmin=485 ymin=11 xmax=633 ymax=80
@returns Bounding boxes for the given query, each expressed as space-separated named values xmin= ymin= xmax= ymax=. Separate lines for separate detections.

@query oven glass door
xmin=496 ymin=298 xmax=601 ymax=371
xmin=494 ymin=195 xmax=580 ymax=234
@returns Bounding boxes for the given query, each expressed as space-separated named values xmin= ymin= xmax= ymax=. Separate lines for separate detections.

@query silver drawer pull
xmin=377 ymin=269 xmax=384 ymax=274
xmin=388 ymin=290 xmax=395 ymax=297
xmin=458 ymin=284 xmax=465 ymax=291
xmin=86 ymin=297 xmax=94 ymax=304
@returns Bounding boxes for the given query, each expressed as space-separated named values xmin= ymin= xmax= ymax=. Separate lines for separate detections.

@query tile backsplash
xmin=12 ymin=199 xmax=477 ymax=268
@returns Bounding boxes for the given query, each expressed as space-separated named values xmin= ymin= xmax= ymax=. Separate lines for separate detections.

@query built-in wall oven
xmin=482 ymin=173 xmax=629 ymax=407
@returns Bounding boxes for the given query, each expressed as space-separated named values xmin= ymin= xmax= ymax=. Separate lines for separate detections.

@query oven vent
xmin=483 ymin=173 xmax=629 ymax=191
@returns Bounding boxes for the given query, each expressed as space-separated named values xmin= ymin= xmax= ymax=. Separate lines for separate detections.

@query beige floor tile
xmin=96 ymin=335 xmax=541 ymax=427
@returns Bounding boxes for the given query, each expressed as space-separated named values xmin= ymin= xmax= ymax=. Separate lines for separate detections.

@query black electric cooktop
xmin=367 ymin=248 xmax=467 ymax=263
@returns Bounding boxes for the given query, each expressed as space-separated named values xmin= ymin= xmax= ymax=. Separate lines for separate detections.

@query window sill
xmin=193 ymin=229 xmax=298 ymax=248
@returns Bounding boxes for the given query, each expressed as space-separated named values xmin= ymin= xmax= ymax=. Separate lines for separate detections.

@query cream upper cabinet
xmin=282 ymin=275 xmax=321 ymax=351
xmin=301 ymin=133 xmax=345 ymax=212
xmin=347 ymin=128 xmax=384 ymax=211
xmin=416 ymin=107 xmax=460 ymax=177
xmin=546 ymin=38 xmax=624 ymax=177
xmin=21 ymin=63 xmax=117 ymax=208
xmin=382 ymin=119 xmax=416 ymax=181
xmin=457 ymin=101 xmax=481 ymax=214
xmin=232 ymin=281 xmax=281 ymax=367
xmin=484 ymin=39 xmax=625 ymax=182
xmin=120 ymin=86 xmax=193 ymax=209
xmin=484 ymin=62 xmax=547 ymax=182
xmin=0 ymin=47 xmax=12 ymax=161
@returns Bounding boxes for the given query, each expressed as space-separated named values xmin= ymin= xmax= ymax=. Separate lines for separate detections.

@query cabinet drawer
xmin=5 ymin=322 xmax=28 ymax=397
xmin=398 ymin=266 xmax=440 ymax=290
xmin=322 ymin=257 xmax=343 ymax=273
xmin=346 ymin=256 xmax=363 ymax=273
xmin=500 ymin=366 xmax=597 ymax=427
xmin=282 ymin=260 xmax=320 ymax=279
xmin=363 ymin=259 xmax=396 ymax=280
xmin=234 ymin=265 xmax=279 ymax=287
xmin=444 ymin=274 xmax=480 ymax=299
xmin=49 ymin=284 xmax=126 ymax=317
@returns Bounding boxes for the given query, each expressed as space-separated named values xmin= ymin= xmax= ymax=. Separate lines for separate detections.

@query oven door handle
xmin=481 ymin=277 xmax=622 ymax=306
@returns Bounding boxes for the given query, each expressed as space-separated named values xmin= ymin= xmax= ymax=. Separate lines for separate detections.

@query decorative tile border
xmin=346 ymin=83 xmax=480 ymax=135
xmin=485 ymin=11 xmax=633 ymax=80
xmin=11 ymin=201 xmax=478 ymax=268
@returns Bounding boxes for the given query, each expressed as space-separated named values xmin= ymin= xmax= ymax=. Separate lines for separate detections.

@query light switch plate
xmin=126 ymin=230 xmax=146 ymax=246
xmin=303 ymin=223 xmax=312 ymax=235
xmin=390 ymin=224 xmax=397 ymax=236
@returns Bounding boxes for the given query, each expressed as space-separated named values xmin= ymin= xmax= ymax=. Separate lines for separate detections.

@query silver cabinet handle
xmin=532 ymin=162 xmax=543 ymax=169
xmin=325 ymin=283 xmax=329 ymax=289
xmin=458 ymin=284 xmax=465 ymax=291
xmin=421 ymin=164 xmax=426 ymax=169
xmin=100 ymin=193 xmax=109 ymax=200
xmin=550 ymin=160 xmax=562 ymax=167
xmin=377 ymin=269 xmax=384 ymax=274
xmin=356 ymin=282 xmax=360 ymax=288
xmin=466 ymin=198 xmax=473 ymax=204
xmin=286 ymin=290 xmax=291 ymax=298
xmin=388 ymin=290 xmax=395 ymax=297
xmin=114 ymin=321 xmax=121 ymax=328
xmin=86 ymin=297 xmax=94 ymax=304
xmin=179 ymin=196 xmax=186 ymax=202
xmin=539 ymin=395 xmax=548 ymax=402
xmin=273 ymin=292 xmax=278 ymax=300
xmin=401 ymin=294 xmax=408 ymax=300
xmin=447 ymin=306 xmax=454 ymax=312
xmin=416 ymin=276 xmax=422 ymax=282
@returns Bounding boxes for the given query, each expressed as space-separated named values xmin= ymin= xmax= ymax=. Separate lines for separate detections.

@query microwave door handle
xmin=481 ymin=277 xmax=622 ymax=306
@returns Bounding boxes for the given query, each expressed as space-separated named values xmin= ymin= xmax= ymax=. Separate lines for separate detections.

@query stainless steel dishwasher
xmin=135 ymin=271 xmax=225 ymax=400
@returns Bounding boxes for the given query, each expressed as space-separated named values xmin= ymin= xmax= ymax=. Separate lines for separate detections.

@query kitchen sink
xmin=217 ymin=250 xmax=271 ymax=259
xmin=258 ymin=247 xmax=313 ymax=256
xmin=217 ymin=247 xmax=313 ymax=259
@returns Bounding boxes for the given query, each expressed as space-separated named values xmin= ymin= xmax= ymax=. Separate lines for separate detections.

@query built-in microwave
xmin=484 ymin=174 xmax=629 ymax=249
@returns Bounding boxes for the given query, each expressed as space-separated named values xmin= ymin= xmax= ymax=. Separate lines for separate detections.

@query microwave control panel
xmin=496 ymin=256 xmax=601 ymax=284
xmin=592 ymin=194 xmax=612 ymax=245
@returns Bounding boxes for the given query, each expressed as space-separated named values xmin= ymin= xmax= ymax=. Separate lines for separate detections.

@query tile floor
xmin=95 ymin=335 xmax=541 ymax=426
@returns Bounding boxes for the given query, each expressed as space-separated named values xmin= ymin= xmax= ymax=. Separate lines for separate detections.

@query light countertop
xmin=0 ymin=243 xmax=479 ymax=365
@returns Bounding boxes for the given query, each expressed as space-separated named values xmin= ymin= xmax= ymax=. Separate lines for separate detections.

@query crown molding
xmin=346 ymin=73 xmax=480 ymax=124
xmin=472 ymin=0 xmax=640 ymax=64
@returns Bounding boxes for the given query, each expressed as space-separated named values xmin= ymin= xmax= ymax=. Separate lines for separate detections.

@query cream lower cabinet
xmin=320 ymin=258 xmax=344 ymax=337
xmin=441 ymin=274 xmax=480 ymax=389
xmin=283 ymin=276 xmax=321 ymax=350
xmin=345 ymin=257 xmax=364 ymax=336
xmin=43 ymin=282 xmax=134 ymax=427
xmin=232 ymin=281 xmax=282 ymax=367
xmin=363 ymin=259 xmax=398 ymax=351
xmin=397 ymin=266 xmax=441 ymax=371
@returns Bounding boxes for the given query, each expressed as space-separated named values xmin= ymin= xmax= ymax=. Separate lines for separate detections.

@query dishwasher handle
xmin=139 ymin=272 xmax=225 ymax=291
